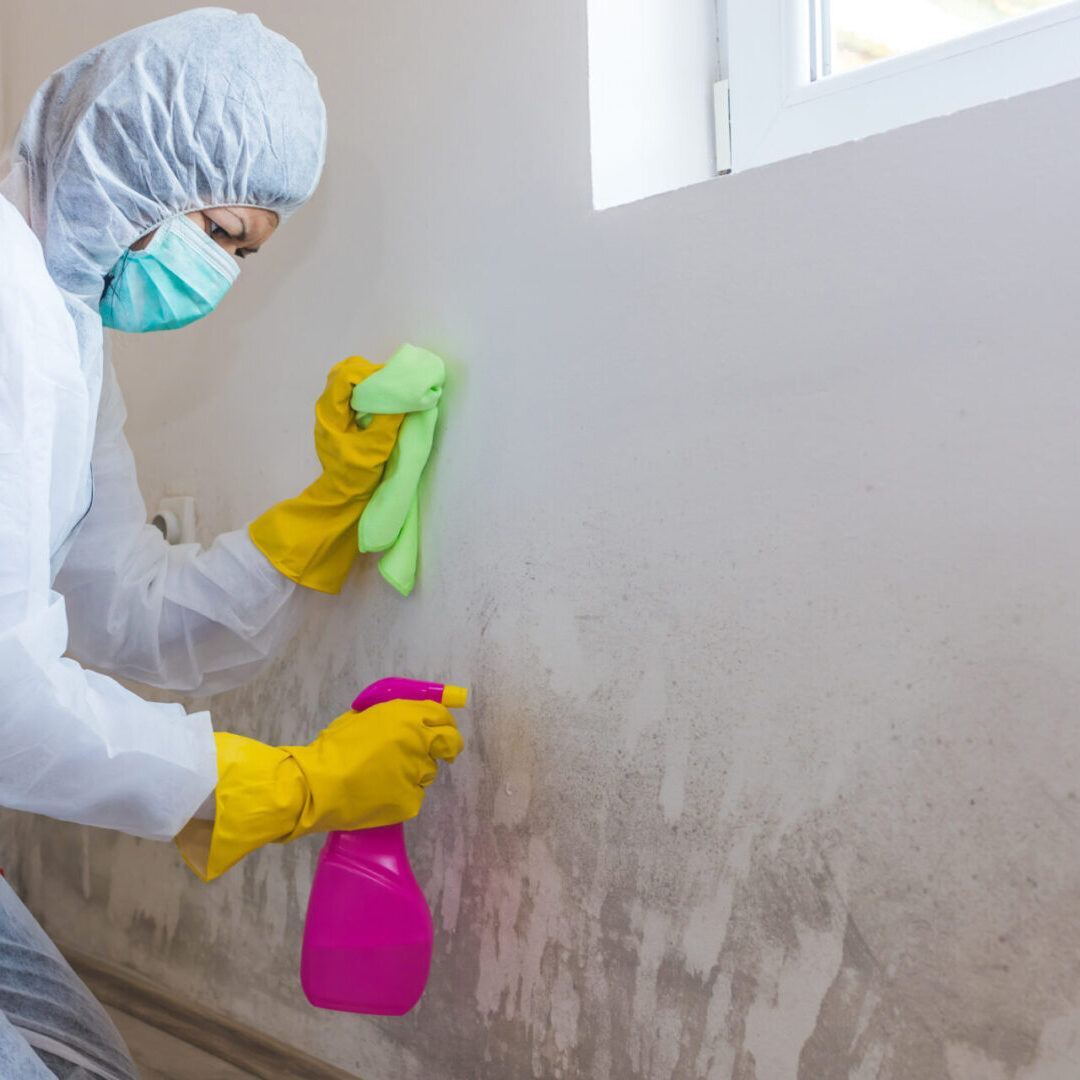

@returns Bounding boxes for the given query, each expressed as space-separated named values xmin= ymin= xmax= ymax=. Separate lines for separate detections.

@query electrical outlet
xmin=152 ymin=496 xmax=196 ymax=545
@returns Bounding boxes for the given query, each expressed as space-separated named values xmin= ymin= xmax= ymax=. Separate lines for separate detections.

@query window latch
xmin=713 ymin=80 xmax=732 ymax=174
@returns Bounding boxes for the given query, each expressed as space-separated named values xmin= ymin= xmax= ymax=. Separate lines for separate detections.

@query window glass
xmin=824 ymin=0 xmax=1069 ymax=76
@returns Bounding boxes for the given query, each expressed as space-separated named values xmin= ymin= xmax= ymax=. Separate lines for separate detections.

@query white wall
xmin=587 ymin=0 xmax=719 ymax=207
xmin=5 ymin=2 xmax=1080 ymax=1078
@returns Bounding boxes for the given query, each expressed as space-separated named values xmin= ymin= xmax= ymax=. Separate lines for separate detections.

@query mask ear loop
xmin=100 ymin=249 xmax=130 ymax=306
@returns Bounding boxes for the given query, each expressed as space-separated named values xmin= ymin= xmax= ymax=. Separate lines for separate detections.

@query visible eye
xmin=208 ymin=220 xmax=226 ymax=238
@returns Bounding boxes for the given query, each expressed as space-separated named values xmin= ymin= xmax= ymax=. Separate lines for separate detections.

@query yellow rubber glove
xmin=249 ymin=357 xmax=406 ymax=593
xmin=175 ymin=700 xmax=464 ymax=882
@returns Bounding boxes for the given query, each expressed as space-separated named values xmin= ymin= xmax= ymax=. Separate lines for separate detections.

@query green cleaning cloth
xmin=351 ymin=344 xmax=445 ymax=595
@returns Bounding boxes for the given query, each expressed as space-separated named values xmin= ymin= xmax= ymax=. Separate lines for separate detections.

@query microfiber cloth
xmin=351 ymin=344 xmax=445 ymax=595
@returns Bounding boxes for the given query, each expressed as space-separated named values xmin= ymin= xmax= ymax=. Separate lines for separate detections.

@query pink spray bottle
xmin=300 ymin=677 xmax=468 ymax=1016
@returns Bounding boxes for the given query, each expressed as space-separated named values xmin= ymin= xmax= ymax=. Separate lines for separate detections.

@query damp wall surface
xmin=4 ymin=2 xmax=1080 ymax=1077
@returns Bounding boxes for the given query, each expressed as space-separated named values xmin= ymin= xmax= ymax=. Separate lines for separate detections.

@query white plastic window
xmin=725 ymin=0 xmax=1080 ymax=171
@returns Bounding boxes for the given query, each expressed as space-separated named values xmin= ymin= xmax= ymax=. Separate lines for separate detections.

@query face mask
xmin=99 ymin=212 xmax=240 ymax=332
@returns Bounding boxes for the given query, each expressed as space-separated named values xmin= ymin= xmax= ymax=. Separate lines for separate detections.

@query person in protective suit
xmin=0 ymin=10 xmax=463 ymax=1077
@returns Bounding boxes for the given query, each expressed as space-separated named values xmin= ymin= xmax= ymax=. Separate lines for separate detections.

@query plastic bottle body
xmin=301 ymin=827 xmax=433 ymax=1015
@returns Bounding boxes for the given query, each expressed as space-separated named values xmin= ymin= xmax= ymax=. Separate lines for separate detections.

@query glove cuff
xmin=248 ymin=475 xmax=367 ymax=594
xmin=175 ymin=732 xmax=307 ymax=882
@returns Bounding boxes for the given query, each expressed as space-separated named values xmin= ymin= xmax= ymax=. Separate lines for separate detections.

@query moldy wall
xmin=3 ymin=2 xmax=1080 ymax=1077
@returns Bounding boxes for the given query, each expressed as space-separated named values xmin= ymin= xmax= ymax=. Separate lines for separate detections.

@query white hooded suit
xmin=0 ymin=8 xmax=328 ymax=840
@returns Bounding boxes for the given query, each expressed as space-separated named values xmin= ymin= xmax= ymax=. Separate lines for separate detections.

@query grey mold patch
xmin=7 ymin=566 xmax=1080 ymax=1080
xmin=10 ymin=593 xmax=1080 ymax=1080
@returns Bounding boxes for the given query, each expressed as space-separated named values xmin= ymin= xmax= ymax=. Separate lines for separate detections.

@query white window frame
xmin=724 ymin=0 xmax=1080 ymax=172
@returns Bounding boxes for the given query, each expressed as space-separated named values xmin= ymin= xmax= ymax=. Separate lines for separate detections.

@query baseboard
xmin=61 ymin=947 xmax=361 ymax=1080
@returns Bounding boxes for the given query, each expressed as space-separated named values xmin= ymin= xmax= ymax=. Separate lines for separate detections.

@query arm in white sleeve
xmin=0 ymin=203 xmax=216 ymax=838
xmin=54 ymin=361 xmax=315 ymax=698
xmin=0 ymin=597 xmax=216 ymax=840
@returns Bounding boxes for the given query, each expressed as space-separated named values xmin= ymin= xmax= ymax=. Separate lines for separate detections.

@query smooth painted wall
xmin=4 ymin=2 xmax=1080 ymax=1077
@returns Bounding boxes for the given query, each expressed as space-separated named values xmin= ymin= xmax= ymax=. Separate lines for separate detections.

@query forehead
xmin=240 ymin=207 xmax=279 ymax=226
xmin=237 ymin=207 xmax=278 ymax=229
xmin=211 ymin=205 xmax=279 ymax=238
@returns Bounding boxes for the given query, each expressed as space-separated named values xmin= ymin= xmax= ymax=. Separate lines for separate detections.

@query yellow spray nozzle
xmin=441 ymin=685 xmax=469 ymax=709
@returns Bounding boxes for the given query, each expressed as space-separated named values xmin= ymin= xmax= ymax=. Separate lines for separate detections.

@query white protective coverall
xmin=0 ymin=9 xmax=328 ymax=842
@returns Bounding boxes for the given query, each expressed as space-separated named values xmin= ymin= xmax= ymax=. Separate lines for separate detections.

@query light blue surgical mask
xmin=100 ymin=212 xmax=240 ymax=332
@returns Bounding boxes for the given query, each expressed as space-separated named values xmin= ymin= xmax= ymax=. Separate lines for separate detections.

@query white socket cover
xmin=154 ymin=496 xmax=196 ymax=545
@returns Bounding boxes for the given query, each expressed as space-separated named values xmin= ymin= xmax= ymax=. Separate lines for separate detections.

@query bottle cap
xmin=441 ymin=685 xmax=469 ymax=708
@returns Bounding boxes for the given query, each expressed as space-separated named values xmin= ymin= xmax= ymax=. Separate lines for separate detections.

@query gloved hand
xmin=249 ymin=356 xmax=406 ymax=593
xmin=175 ymin=699 xmax=464 ymax=881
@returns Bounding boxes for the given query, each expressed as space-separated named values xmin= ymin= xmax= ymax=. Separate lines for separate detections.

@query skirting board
xmin=61 ymin=947 xmax=361 ymax=1080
